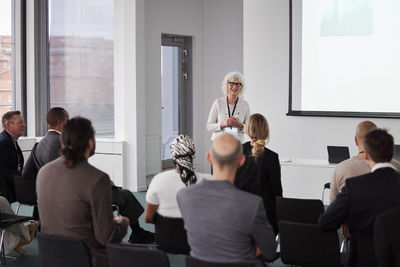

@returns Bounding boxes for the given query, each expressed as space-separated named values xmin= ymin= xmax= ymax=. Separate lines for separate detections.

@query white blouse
xmin=207 ymin=96 xmax=251 ymax=142
xmin=146 ymin=170 xmax=210 ymax=218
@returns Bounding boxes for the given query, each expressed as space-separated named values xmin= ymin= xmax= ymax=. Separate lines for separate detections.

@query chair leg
xmin=0 ymin=230 xmax=5 ymax=265
xmin=15 ymin=204 xmax=21 ymax=215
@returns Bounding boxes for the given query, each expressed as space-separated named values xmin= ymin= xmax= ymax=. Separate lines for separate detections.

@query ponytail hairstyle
xmin=60 ymin=117 xmax=95 ymax=168
xmin=170 ymin=135 xmax=197 ymax=186
xmin=245 ymin=113 xmax=269 ymax=158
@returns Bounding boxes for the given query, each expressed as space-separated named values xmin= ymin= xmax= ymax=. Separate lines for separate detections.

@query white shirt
xmin=146 ymin=170 xmax=210 ymax=218
xmin=371 ymin=162 xmax=397 ymax=172
xmin=207 ymin=96 xmax=251 ymax=143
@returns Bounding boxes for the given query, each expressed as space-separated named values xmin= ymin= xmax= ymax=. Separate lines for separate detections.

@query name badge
xmin=224 ymin=127 xmax=239 ymax=136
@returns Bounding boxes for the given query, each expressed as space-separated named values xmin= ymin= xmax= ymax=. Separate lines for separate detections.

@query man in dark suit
xmin=23 ymin=107 xmax=69 ymax=178
xmin=24 ymin=107 xmax=153 ymax=243
xmin=0 ymin=111 xmax=26 ymax=202
xmin=374 ymin=206 xmax=400 ymax=267
xmin=177 ymin=134 xmax=277 ymax=266
xmin=319 ymin=129 xmax=400 ymax=267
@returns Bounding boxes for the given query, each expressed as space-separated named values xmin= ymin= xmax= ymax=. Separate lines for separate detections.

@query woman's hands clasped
xmin=221 ymin=117 xmax=243 ymax=129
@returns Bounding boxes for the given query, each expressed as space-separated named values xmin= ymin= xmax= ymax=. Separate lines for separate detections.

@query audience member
xmin=145 ymin=135 xmax=208 ymax=222
xmin=329 ymin=121 xmax=400 ymax=202
xmin=0 ymin=111 xmax=26 ymax=202
xmin=235 ymin=113 xmax=282 ymax=235
xmin=25 ymin=108 xmax=153 ymax=243
xmin=0 ymin=196 xmax=36 ymax=256
xmin=37 ymin=117 xmax=129 ymax=267
xmin=374 ymin=206 xmax=400 ymax=267
xmin=319 ymin=129 xmax=400 ymax=267
xmin=23 ymin=107 xmax=69 ymax=177
xmin=177 ymin=134 xmax=277 ymax=266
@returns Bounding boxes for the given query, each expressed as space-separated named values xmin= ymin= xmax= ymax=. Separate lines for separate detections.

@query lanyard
xmin=227 ymin=97 xmax=239 ymax=118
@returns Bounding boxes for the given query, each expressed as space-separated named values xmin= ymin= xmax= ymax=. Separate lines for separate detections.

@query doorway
xmin=161 ymin=34 xmax=192 ymax=169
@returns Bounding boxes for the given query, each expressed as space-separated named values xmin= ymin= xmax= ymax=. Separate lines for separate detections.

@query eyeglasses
xmin=228 ymin=81 xmax=242 ymax=87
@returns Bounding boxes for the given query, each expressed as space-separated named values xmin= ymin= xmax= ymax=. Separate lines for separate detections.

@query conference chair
xmin=356 ymin=233 xmax=377 ymax=267
xmin=275 ymin=196 xmax=324 ymax=225
xmin=186 ymin=256 xmax=259 ymax=267
xmin=153 ymin=212 xmax=190 ymax=254
xmin=375 ymin=207 xmax=400 ymax=267
xmin=279 ymin=220 xmax=347 ymax=267
xmin=322 ymin=182 xmax=330 ymax=202
xmin=13 ymin=175 xmax=37 ymax=215
xmin=38 ymin=232 xmax=92 ymax=267
xmin=0 ymin=213 xmax=33 ymax=264
xmin=107 ymin=243 xmax=170 ymax=267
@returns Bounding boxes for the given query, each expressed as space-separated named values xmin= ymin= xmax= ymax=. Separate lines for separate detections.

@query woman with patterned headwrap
xmin=145 ymin=135 xmax=209 ymax=223
xmin=235 ymin=113 xmax=283 ymax=235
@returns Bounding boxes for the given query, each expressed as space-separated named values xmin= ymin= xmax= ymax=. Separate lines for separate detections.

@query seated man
xmin=177 ymin=134 xmax=277 ymax=265
xmin=24 ymin=107 xmax=153 ymax=243
xmin=0 ymin=111 xmax=26 ymax=202
xmin=329 ymin=121 xmax=377 ymax=202
xmin=319 ymin=129 xmax=400 ymax=267
xmin=37 ymin=117 xmax=129 ymax=267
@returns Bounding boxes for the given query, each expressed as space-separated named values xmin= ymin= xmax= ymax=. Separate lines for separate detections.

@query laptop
xmin=393 ymin=145 xmax=400 ymax=162
xmin=327 ymin=146 xmax=350 ymax=164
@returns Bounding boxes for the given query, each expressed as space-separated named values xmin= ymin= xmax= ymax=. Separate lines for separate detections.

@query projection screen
xmin=289 ymin=0 xmax=400 ymax=118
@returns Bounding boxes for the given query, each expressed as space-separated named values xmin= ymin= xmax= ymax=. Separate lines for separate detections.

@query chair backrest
xmin=37 ymin=232 xmax=92 ymax=267
xmin=375 ymin=207 xmax=400 ymax=267
xmin=154 ymin=212 xmax=190 ymax=254
xmin=186 ymin=256 xmax=258 ymax=267
xmin=279 ymin=220 xmax=341 ymax=267
xmin=356 ymin=233 xmax=377 ymax=267
xmin=107 ymin=243 xmax=170 ymax=267
xmin=13 ymin=175 xmax=37 ymax=205
xmin=276 ymin=196 xmax=324 ymax=224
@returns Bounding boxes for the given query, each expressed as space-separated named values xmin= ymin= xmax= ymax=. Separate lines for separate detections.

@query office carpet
xmin=7 ymin=192 xmax=287 ymax=267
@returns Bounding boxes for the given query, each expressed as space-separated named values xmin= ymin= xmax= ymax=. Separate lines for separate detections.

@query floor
xmin=6 ymin=192 xmax=288 ymax=267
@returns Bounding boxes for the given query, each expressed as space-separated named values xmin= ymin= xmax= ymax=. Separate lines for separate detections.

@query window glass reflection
xmin=49 ymin=0 xmax=114 ymax=137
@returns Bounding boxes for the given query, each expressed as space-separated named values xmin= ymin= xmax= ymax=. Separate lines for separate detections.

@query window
xmin=48 ymin=0 xmax=115 ymax=137
xmin=0 ymin=0 xmax=14 ymax=124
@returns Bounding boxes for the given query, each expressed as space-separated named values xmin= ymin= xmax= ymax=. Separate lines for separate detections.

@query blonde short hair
xmin=246 ymin=113 xmax=270 ymax=158
xmin=221 ymin=71 xmax=245 ymax=96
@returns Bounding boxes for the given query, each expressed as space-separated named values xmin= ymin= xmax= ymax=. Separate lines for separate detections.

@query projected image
xmin=320 ymin=0 xmax=373 ymax=36
xmin=290 ymin=0 xmax=400 ymax=114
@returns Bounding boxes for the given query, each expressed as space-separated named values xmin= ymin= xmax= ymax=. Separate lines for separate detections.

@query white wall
xmin=243 ymin=0 xmax=400 ymax=199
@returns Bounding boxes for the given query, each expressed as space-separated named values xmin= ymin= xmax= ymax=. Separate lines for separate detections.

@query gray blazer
xmin=37 ymin=157 xmax=128 ymax=267
xmin=23 ymin=130 xmax=61 ymax=177
xmin=177 ymin=179 xmax=277 ymax=265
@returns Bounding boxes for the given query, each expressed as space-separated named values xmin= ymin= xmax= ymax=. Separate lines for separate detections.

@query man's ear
xmin=355 ymin=136 xmax=358 ymax=146
xmin=364 ymin=150 xmax=370 ymax=161
xmin=238 ymin=154 xmax=245 ymax=167
xmin=206 ymin=152 xmax=212 ymax=164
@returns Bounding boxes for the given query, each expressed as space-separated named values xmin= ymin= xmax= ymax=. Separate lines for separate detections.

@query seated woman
xmin=145 ymin=135 xmax=208 ymax=253
xmin=0 ymin=196 xmax=37 ymax=255
xmin=235 ymin=113 xmax=283 ymax=235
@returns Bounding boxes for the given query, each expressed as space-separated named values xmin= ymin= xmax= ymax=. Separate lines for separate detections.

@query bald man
xmin=330 ymin=121 xmax=400 ymax=203
xmin=177 ymin=134 xmax=277 ymax=266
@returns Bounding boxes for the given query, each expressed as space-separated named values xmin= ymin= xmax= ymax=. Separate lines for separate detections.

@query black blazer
xmin=235 ymin=142 xmax=283 ymax=234
xmin=319 ymin=167 xmax=400 ymax=267
xmin=0 ymin=130 xmax=24 ymax=201
xmin=375 ymin=206 xmax=400 ymax=267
